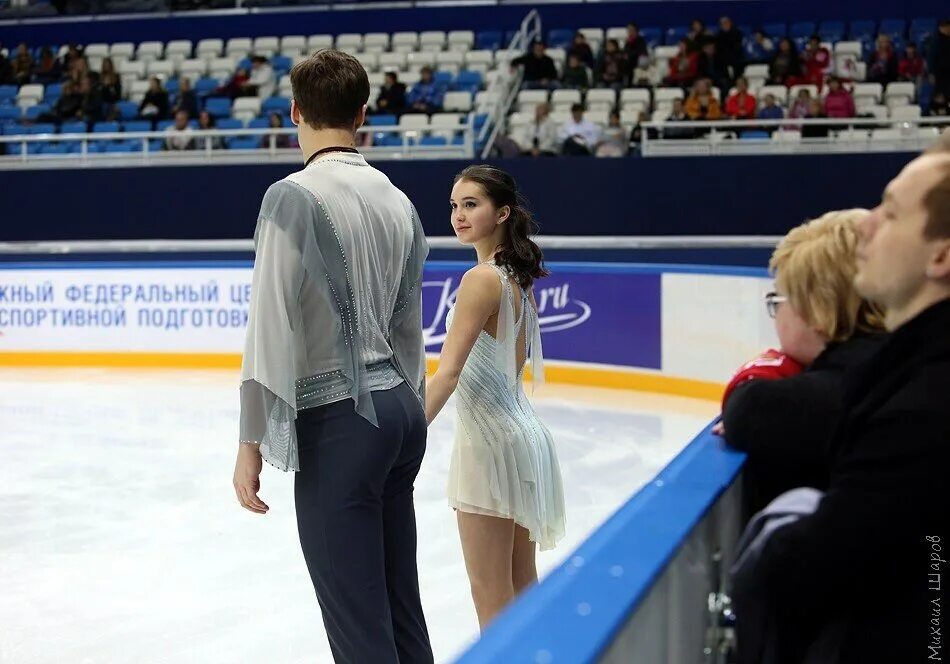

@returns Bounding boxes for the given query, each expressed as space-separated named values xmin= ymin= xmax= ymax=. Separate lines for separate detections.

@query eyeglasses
xmin=765 ymin=291 xmax=787 ymax=319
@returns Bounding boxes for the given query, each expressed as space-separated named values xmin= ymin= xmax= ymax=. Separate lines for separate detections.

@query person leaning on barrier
xmin=717 ymin=210 xmax=887 ymax=516
xmin=733 ymin=140 xmax=950 ymax=664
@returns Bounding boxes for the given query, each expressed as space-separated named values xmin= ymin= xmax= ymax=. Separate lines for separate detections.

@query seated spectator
xmin=795 ymin=34 xmax=831 ymax=89
xmin=631 ymin=56 xmax=659 ymax=87
xmin=59 ymin=44 xmax=82 ymax=73
xmin=733 ymin=145 xmax=950 ymax=664
xmin=100 ymin=71 xmax=122 ymax=119
xmin=139 ymin=76 xmax=170 ymax=120
xmin=66 ymin=56 xmax=89 ymax=87
xmin=262 ymin=111 xmax=290 ymax=149
xmin=561 ymin=53 xmax=592 ymax=90
xmin=768 ymin=38 xmax=800 ymax=85
xmin=719 ymin=209 xmax=886 ymax=516
xmin=596 ymin=39 xmax=626 ymax=89
xmin=623 ymin=23 xmax=649 ymax=80
xmin=34 ymin=47 xmax=62 ymax=85
xmin=628 ymin=110 xmax=652 ymax=147
xmin=568 ymin=32 xmax=595 ymax=69
xmin=78 ymin=73 xmax=104 ymax=124
xmin=511 ymin=41 xmax=559 ymax=90
xmin=219 ymin=68 xmax=251 ymax=99
xmin=243 ymin=56 xmax=276 ymax=98
xmin=0 ymin=51 xmax=13 ymax=86
xmin=867 ymin=34 xmax=899 ymax=85
xmin=164 ymin=109 xmax=194 ymax=150
xmin=930 ymin=91 xmax=950 ymax=116
xmin=194 ymin=110 xmax=222 ymax=150
xmin=788 ymin=88 xmax=812 ymax=120
xmin=12 ymin=43 xmax=33 ymax=86
xmin=823 ymin=76 xmax=855 ymax=118
xmin=375 ymin=71 xmax=406 ymax=115
xmin=686 ymin=18 xmax=710 ymax=53
xmin=47 ymin=80 xmax=83 ymax=122
xmin=725 ymin=76 xmax=757 ymax=119
xmin=663 ymin=98 xmax=695 ymax=139
xmin=757 ymin=93 xmax=784 ymax=120
xmin=744 ymin=29 xmax=775 ymax=65
xmin=173 ymin=77 xmax=199 ymax=120
xmin=684 ymin=78 xmax=722 ymax=120
xmin=715 ymin=16 xmax=744 ymax=79
xmin=515 ymin=102 xmax=558 ymax=156
xmin=898 ymin=42 xmax=927 ymax=83
xmin=405 ymin=66 xmax=445 ymax=114
xmin=665 ymin=39 xmax=699 ymax=86
xmin=801 ymin=98 xmax=829 ymax=138
xmin=558 ymin=103 xmax=600 ymax=155
xmin=594 ymin=110 xmax=628 ymax=157
xmin=698 ymin=38 xmax=733 ymax=98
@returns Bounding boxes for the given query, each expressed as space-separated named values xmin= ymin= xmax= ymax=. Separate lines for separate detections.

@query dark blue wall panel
xmin=0 ymin=153 xmax=914 ymax=244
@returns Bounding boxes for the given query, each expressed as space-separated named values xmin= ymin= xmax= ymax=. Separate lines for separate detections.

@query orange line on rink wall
xmin=0 ymin=353 xmax=724 ymax=401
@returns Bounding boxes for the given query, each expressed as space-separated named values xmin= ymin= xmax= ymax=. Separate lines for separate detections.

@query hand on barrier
xmin=720 ymin=348 xmax=805 ymax=410
xmin=233 ymin=443 xmax=270 ymax=514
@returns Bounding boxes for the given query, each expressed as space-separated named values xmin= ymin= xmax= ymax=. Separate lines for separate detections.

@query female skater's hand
xmin=233 ymin=444 xmax=270 ymax=514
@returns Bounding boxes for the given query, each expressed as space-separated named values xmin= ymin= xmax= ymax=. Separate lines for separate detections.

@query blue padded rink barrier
xmin=0 ymin=245 xmax=768 ymax=663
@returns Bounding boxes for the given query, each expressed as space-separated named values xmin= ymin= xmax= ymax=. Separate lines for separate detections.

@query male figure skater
xmin=232 ymin=49 xmax=433 ymax=664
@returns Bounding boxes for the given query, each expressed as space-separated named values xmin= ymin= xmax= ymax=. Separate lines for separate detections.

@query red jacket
xmin=667 ymin=52 xmax=699 ymax=82
xmin=824 ymin=89 xmax=855 ymax=118
xmin=726 ymin=92 xmax=757 ymax=119
xmin=898 ymin=56 xmax=926 ymax=80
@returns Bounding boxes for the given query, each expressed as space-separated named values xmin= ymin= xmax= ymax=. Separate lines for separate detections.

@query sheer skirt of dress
xmin=446 ymin=264 xmax=566 ymax=551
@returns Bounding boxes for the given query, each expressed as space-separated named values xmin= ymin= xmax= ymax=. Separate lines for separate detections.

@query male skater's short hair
xmin=290 ymin=49 xmax=370 ymax=130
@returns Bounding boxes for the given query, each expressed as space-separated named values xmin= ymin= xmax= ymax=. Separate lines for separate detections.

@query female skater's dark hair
xmin=454 ymin=164 xmax=549 ymax=288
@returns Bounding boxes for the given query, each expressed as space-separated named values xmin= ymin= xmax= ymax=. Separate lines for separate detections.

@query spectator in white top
xmin=517 ymin=102 xmax=559 ymax=157
xmin=558 ymin=103 xmax=601 ymax=155
xmin=595 ymin=110 xmax=629 ymax=157
xmin=165 ymin=109 xmax=194 ymax=151
xmin=243 ymin=56 xmax=276 ymax=98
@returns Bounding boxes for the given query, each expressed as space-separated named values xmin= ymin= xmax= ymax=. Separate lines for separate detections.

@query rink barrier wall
xmin=0 ymin=260 xmax=776 ymax=399
xmin=456 ymin=423 xmax=746 ymax=664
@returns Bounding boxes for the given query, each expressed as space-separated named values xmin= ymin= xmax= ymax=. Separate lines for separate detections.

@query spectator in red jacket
xmin=725 ymin=76 xmax=757 ymax=119
xmin=796 ymin=34 xmax=831 ymax=89
xmin=665 ymin=39 xmax=699 ymax=86
xmin=823 ymin=76 xmax=855 ymax=118
xmin=898 ymin=42 xmax=927 ymax=84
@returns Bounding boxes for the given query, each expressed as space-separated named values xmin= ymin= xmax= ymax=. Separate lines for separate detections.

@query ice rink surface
xmin=0 ymin=368 xmax=717 ymax=663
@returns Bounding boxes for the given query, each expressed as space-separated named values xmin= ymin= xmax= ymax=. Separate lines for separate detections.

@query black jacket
xmin=723 ymin=333 xmax=886 ymax=516
xmin=716 ymin=27 xmax=744 ymax=67
xmin=511 ymin=53 xmax=558 ymax=83
xmin=751 ymin=299 xmax=950 ymax=663
xmin=376 ymin=82 xmax=406 ymax=114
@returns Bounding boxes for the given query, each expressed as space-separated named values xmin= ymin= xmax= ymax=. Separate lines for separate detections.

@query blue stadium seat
xmin=29 ymin=123 xmax=56 ymax=134
xmin=3 ymin=123 xmax=29 ymax=135
xmin=43 ymin=83 xmax=62 ymax=103
xmin=419 ymin=136 xmax=447 ymax=146
xmin=740 ymin=130 xmax=770 ymax=140
xmin=910 ymin=18 xmax=937 ymax=46
xmin=237 ymin=57 xmax=252 ymax=72
xmin=226 ymin=136 xmax=260 ymax=150
xmin=116 ymin=101 xmax=139 ymax=120
xmin=452 ymin=134 xmax=466 ymax=146
xmin=93 ymin=121 xmax=120 ymax=133
xmin=762 ymin=23 xmax=787 ymax=38
xmin=849 ymin=20 xmax=877 ymax=41
xmin=156 ymin=119 xmax=175 ymax=132
xmin=261 ymin=96 xmax=290 ymax=114
xmin=476 ymin=30 xmax=502 ymax=51
xmin=60 ymin=121 xmax=86 ymax=134
xmin=369 ymin=114 xmax=397 ymax=126
xmin=641 ymin=27 xmax=662 ymax=49
xmin=504 ymin=30 xmax=518 ymax=46
xmin=271 ymin=55 xmax=292 ymax=74
xmin=789 ymin=22 xmax=816 ymax=39
xmin=454 ymin=71 xmax=483 ymax=93
xmin=247 ymin=117 xmax=270 ymax=129
xmin=40 ymin=143 xmax=70 ymax=155
xmin=434 ymin=71 xmax=453 ymax=87
xmin=0 ymin=106 xmax=20 ymax=121
xmin=104 ymin=140 xmax=141 ymax=153
xmin=147 ymin=139 xmax=164 ymax=152
xmin=24 ymin=104 xmax=50 ymax=120
xmin=0 ymin=85 xmax=17 ymax=104
xmin=165 ymin=78 xmax=180 ymax=95
xmin=195 ymin=78 xmax=220 ymax=96
xmin=122 ymin=120 xmax=151 ymax=133
xmin=547 ymin=29 xmax=574 ymax=49
xmin=664 ymin=26 xmax=689 ymax=45
xmin=282 ymin=115 xmax=293 ymax=128
xmin=818 ymin=21 xmax=845 ymax=43
xmin=879 ymin=18 xmax=907 ymax=40
xmin=376 ymin=134 xmax=406 ymax=147
xmin=473 ymin=113 xmax=489 ymax=131
xmin=217 ymin=118 xmax=243 ymax=130
xmin=204 ymin=96 xmax=232 ymax=118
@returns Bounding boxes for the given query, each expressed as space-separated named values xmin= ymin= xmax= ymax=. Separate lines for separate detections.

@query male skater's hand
xmin=233 ymin=444 xmax=270 ymax=514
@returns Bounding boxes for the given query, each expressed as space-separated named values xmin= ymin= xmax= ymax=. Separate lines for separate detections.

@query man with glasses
xmin=736 ymin=145 xmax=950 ymax=661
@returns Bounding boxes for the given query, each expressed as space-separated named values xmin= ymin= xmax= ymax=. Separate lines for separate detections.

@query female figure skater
xmin=425 ymin=165 xmax=566 ymax=629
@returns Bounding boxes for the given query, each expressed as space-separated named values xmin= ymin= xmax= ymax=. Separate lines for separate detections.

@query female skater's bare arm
xmin=425 ymin=266 xmax=501 ymax=424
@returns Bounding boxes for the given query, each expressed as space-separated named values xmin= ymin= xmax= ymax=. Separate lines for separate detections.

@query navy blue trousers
xmin=294 ymin=382 xmax=433 ymax=664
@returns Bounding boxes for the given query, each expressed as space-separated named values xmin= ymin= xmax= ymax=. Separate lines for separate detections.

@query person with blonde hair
xmin=717 ymin=209 xmax=887 ymax=514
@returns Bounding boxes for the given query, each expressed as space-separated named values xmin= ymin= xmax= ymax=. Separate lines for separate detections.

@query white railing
xmin=0 ymin=235 xmax=784 ymax=255
xmin=479 ymin=8 xmax=541 ymax=159
xmin=0 ymin=122 xmax=475 ymax=168
xmin=640 ymin=116 xmax=949 ymax=157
